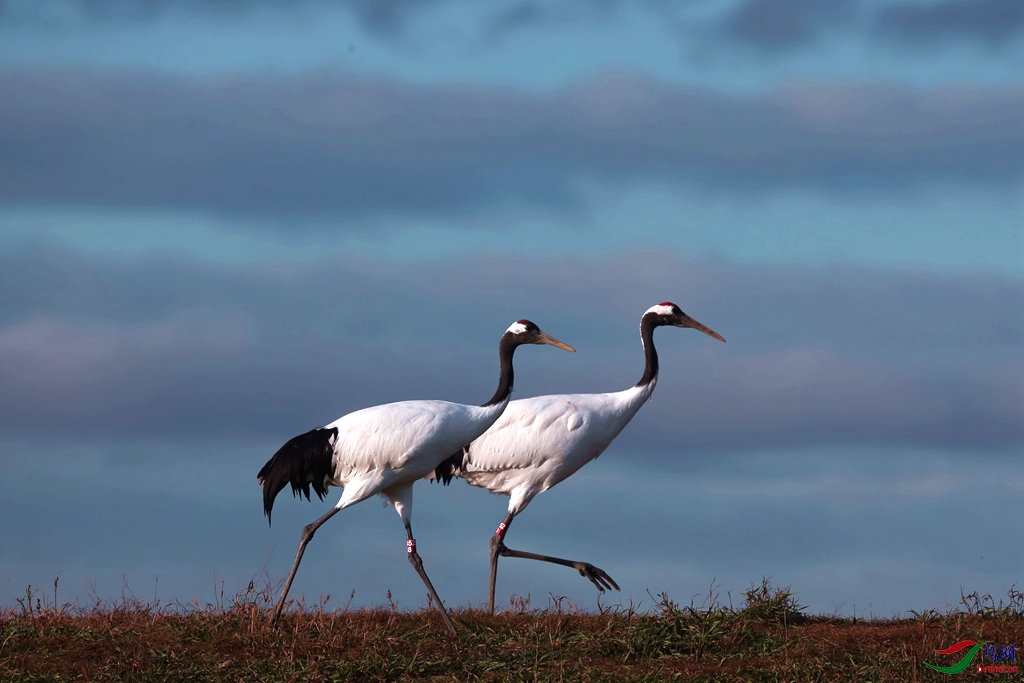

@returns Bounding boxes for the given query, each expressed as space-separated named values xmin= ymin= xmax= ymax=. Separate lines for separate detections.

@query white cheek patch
xmin=645 ymin=303 xmax=676 ymax=317
xmin=507 ymin=321 xmax=529 ymax=335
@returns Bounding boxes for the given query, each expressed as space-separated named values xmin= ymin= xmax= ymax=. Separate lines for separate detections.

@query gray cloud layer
xmin=721 ymin=0 xmax=858 ymax=52
xmin=721 ymin=0 xmax=1024 ymax=52
xmin=2 ymin=68 xmax=1021 ymax=220
xmin=876 ymin=0 xmax=1024 ymax=46
xmin=2 ymin=244 xmax=1020 ymax=460
xmin=4 ymin=0 xmax=1021 ymax=51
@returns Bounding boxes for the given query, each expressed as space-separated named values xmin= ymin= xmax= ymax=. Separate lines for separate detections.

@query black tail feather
xmin=433 ymin=446 xmax=466 ymax=486
xmin=257 ymin=427 xmax=337 ymax=524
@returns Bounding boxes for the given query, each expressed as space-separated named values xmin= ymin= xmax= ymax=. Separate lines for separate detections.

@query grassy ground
xmin=2 ymin=578 xmax=1023 ymax=681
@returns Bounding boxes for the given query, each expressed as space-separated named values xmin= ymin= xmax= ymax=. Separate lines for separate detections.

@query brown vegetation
xmin=2 ymin=578 xmax=1023 ymax=681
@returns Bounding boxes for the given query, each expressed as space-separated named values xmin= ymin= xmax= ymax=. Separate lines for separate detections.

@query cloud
xmin=718 ymin=0 xmax=858 ymax=53
xmin=715 ymin=0 xmax=1024 ymax=54
xmin=0 ymin=0 xmax=609 ymax=33
xmin=5 ymin=0 xmax=1023 ymax=56
xmin=2 ymin=244 xmax=1020 ymax=461
xmin=639 ymin=347 xmax=1024 ymax=458
xmin=0 ymin=0 xmax=311 ymax=25
xmin=343 ymin=0 xmax=450 ymax=36
xmin=876 ymin=0 xmax=1024 ymax=48
xmin=1 ymin=68 xmax=1021 ymax=221
xmin=0 ymin=0 xmax=453 ymax=38
xmin=479 ymin=1 xmax=624 ymax=43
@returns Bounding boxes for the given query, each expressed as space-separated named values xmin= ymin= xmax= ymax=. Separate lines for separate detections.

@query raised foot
xmin=572 ymin=562 xmax=620 ymax=592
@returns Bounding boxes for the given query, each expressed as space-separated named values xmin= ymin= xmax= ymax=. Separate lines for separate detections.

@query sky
xmin=0 ymin=0 xmax=1022 ymax=620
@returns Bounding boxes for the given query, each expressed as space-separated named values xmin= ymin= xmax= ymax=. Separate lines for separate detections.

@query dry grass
xmin=2 ymin=577 xmax=1023 ymax=681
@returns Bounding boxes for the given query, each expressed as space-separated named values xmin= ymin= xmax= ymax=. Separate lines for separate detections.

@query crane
xmin=258 ymin=319 xmax=575 ymax=633
xmin=433 ymin=302 xmax=724 ymax=614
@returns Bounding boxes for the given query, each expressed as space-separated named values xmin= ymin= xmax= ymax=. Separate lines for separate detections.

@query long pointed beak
xmin=682 ymin=316 xmax=726 ymax=343
xmin=538 ymin=332 xmax=576 ymax=352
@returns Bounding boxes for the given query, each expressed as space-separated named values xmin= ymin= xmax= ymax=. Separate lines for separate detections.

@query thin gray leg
xmin=268 ymin=506 xmax=341 ymax=626
xmin=405 ymin=522 xmax=458 ymax=637
xmin=488 ymin=512 xmax=619 ymax=615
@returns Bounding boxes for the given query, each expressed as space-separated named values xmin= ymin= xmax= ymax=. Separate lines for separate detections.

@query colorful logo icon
xmin=925 ymin=640 xmax=1018 ymax=675
xmin=925 ymin=640 xmax=986 ymax=674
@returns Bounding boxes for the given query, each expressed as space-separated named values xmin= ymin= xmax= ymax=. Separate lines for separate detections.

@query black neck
xmin=635 ymin=315 xmax=660 ymax=387
xmin=482 ymin=335 xmax=517 ymax=407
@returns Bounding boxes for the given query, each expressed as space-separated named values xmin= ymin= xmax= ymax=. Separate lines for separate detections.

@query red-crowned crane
xmin=258 ymin=320 xmax=575 ymax=633
xmin=433 ymin=303 xmax=724 ymax=614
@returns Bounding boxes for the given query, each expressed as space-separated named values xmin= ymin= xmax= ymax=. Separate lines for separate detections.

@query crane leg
xmin=487 ymin=512 xmax=619 ymax=615
xmin=404 ymin=523 xmax=458 ymax=637
xmin=268 ymin=506 xmax=340 ymax=626
xmin=487 ymin=513 xmax=515 ymax=614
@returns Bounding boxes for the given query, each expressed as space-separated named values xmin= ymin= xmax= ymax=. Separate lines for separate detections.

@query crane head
xmin=505 ymin=320 xmax=576 ymax=352
xmin=646 ymin=302 xmax=726 ymax=343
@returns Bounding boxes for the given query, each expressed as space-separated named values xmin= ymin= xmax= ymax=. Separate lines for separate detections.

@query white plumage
xmin=258 ymin=319 xmax=574 ymax=632
xmin=434 ymin=302 xmax=725 ymax=613
xmin=322 ymin=400 xmax=506 ymax=507
xmin=456 ymin=385 xmax=652 ymax=517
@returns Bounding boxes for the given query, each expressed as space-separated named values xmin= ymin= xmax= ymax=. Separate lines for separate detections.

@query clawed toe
xmin=575 ymin=563 xmax=620 ymax=592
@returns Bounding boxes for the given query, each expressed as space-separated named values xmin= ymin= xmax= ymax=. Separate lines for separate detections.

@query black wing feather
xmin=433 ymin=446 xmax=466 ymax=486
xmin=257 ymin=427 xmax=337 ymax=524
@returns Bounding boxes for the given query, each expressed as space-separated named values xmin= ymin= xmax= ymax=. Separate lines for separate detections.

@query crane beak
xmin=537 ymin=332 xmax=576 ymax=352
xmin=681 ymin=316 xmax=726 ymax=343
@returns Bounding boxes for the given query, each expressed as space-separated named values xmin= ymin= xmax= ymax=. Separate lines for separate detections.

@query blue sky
xmin=1 ymin=0 xmax=1021 ymax=619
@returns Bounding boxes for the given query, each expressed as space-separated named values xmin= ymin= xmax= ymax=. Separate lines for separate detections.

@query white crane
xmin=433 ymin=302 xmax=724 ymax=614
xmin=258 ymin=320 xmax=575 ymax=633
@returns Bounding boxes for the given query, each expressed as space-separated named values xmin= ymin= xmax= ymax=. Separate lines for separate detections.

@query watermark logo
xmin=925 ymin=640 xmax=1017 ymax=675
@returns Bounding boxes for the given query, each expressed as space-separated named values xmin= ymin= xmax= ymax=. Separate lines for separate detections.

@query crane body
xmin=258 ymin=320 xmax=575 ymax=632
xmin=434 ymin=303 xmax=724 ymax=613
xmin=452 ymin=385 xmax=653 ymax=517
